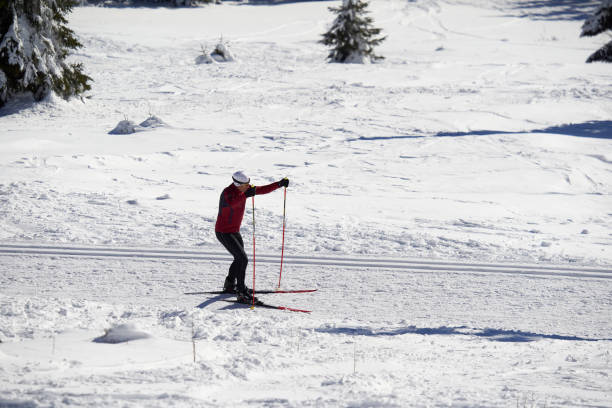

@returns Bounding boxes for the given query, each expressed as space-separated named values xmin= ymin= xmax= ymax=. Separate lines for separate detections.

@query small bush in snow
xmin=211 ymin=38 xmax=235 ymax=62
xmin=320 ymin=0 xmax=386 ymax=63
xmin=0 ymin=0 xmax=92 ymax=108
xmin=195 ymin=53 xmax=214 ymax=64
xmin=139 ymin=115 xmax=166 ymax=128
xmin=581 ymin=0 xmax=612 ymax=62
xmin=195 ymin=45 xmax=214 ymax=65
xmin=109 ymin=119 xmax=137 ymax=135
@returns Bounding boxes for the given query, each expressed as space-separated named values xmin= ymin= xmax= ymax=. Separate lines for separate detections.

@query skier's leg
xmin=216 ymin=232 xmax=248 ymax=290
xmin=215 ymin=232 xmax=233 ymax=286
xmin=227 ymin=232 xmax=249 ymax=289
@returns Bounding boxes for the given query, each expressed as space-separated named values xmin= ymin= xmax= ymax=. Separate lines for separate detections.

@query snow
xmin=0 ymin=0 xmax=611 ymax=406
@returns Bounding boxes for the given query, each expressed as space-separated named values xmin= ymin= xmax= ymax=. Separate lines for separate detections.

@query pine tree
xmin=581 ymin=0 xmax=612 ymax=63
xmin=0 ymin=0 xmax=92 ymax=108
xmin=320 ymin=0 xmax=386 ymax=63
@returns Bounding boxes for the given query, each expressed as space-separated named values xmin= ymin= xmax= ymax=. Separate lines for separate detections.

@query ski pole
xmin=252 ymin=195 xmax=256 ymax=309
xmin=277 ymin=187 xmax=287 ymax=289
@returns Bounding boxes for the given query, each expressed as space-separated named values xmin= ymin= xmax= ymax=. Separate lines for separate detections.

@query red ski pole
xmin=251 ymin=195 xmax=256 ymax=309
xmin=277 ymin=187 xmax=287 ymax=290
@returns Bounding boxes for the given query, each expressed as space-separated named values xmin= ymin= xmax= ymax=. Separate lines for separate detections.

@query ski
xmin=221 ymin=299 xmax=311 ymax=313
xmin=185 ymin=289 xmax=317 ymax=295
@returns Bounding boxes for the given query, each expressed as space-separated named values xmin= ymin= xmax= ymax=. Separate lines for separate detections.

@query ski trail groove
xmin=1 ymin=243 xmax=610 ymax=280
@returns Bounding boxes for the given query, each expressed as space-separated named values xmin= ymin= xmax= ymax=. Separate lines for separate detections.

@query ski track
xmin=0 ymin=243 xmax=611 ymax=280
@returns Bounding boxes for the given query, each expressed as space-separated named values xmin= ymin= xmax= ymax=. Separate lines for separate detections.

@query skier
xmin=215 ymin=171 xmax=289 ymax=303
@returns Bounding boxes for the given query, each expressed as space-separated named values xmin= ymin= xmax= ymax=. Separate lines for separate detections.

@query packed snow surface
xmin=0 ymin=0 xmax=611 ymax=406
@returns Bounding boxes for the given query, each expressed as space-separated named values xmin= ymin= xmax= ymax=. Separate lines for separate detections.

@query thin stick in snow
xmin=353 ymin=339 xmax=357 ymax=374
xmin=191 ymin=320 xmax=196 ymax=364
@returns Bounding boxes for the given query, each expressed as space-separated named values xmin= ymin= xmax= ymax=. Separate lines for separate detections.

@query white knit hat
xmin=232 ymin=171 xmax=250 ymax=185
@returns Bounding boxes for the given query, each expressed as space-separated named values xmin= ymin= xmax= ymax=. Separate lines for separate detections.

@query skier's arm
xmin=244 ymin=179 xmax=288 ymax=198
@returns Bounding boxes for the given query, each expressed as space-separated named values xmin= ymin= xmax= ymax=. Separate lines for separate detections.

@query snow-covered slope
xmin=0 ymin=0 xmax=611 ymax=406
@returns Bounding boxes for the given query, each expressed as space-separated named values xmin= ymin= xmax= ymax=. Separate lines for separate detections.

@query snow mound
xmin=109 ymin=120 xmax=136 ymax=135
xmin=93 ymin=323 xmax=151 ymax=344
xmin=139 ymin=115 xmax=166 ymax=128
xmin=195 ymin=53 xmax=214 ymax=65
xmin=211 ymin=42 xmax=235 ymax=62
xmin=110 ymin=116 xmax=167 ymax=134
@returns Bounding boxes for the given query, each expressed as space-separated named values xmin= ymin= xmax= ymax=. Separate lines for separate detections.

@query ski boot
xmin=222 ymin=276 xmax=236 ymax=294
xmin=235 ymin=286 xmax=261 ymax=305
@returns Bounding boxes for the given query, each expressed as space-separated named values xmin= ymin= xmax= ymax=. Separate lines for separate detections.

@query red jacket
xmin=215 ymin=182 xmax=280 ymax=233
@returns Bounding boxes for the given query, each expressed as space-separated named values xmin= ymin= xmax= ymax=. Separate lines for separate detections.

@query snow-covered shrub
xmin=195 ymin=45 xmax=214 ymax=64
xmin=211 ymin=38 xmax=235 ymax=62
xmin=581 ymin=0 xmax=612 ymax=62
xmin=195 ymin=53 xmax=214 ymax=64
xmin=139 ymin=115 xmax=166 ymax=128
xmin=109 ymin=119 xmax=137 ymax=135
xmin=0 ymin=0 xmax=92 ymax=108
xmin=320 ymin=0 xmax=386 ymax=63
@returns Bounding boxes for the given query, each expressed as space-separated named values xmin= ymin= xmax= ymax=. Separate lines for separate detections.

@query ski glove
xmin=244 ymin=185 xmax=256 ymax=197
xmin=279 ymin=178 xmax=289 ymax=188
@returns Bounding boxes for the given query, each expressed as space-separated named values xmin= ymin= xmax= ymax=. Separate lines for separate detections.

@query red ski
xmin=185 ymin=289 xmax=317 ymax=295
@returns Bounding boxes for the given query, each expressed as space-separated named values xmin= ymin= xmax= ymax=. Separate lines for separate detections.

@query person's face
xmin=237 ymin=183 xmax=250 ymax=193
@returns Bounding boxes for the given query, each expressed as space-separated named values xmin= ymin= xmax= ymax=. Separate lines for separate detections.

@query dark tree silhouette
xmin=320 ymin=0 xmax=386 ymax=63
xmin=581 ymin=0 xmax=612 ymax=62
xmin=0 ymin=0 xmax=91 ymax=107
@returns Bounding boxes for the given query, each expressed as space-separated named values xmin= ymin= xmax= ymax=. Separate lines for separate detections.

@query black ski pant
xmin=215 ymin=231 xmax=248 ymax=289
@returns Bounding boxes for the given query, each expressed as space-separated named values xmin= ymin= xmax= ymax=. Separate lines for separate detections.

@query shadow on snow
xmin=435 ymin=121 xmax=612 ymax=139
xmin=316 ymin=325 xmax=612 ymax=343
xmin=507 ymin=0 xmax=600 ymax=21
xmin=348 ymin=121 xmax=612 ymax=141
xmin=196 ymin=294 xmax=232 ymax=309
xmin=231 ymin=0 xmax=335 ymax=5
xmin=196 ymin=295 xmax=260 ymax=311
xmin=0 ymin=94 xmax=39 ymax=117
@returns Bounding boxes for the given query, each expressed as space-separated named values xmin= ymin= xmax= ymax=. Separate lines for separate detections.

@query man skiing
xmin=215 ymin=171 xmax=289 ymax=303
